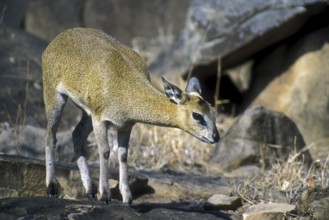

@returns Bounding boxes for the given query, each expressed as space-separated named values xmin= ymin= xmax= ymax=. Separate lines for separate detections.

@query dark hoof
xmin=101 ymin=199 xmax=109 ymax=206
xmin=87 ymin=192 xmax=97 ymax=201
xmin=100 ymin=192 xmax=111 ymax=205
xmin=87 ymin=183 xmax=98 ymax=201
xmin=47 ymin=182 xmax=58 ymax=197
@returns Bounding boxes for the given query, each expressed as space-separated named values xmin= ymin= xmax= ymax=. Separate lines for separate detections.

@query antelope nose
xmin=213 ymin=130 xmax=220 ymax=143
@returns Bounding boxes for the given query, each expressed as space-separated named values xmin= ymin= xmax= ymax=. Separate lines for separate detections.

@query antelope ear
xmin=185 ymin=77 xmax=202 ymax=95
xmin=162 ymin=77 xmax=186 ymax=104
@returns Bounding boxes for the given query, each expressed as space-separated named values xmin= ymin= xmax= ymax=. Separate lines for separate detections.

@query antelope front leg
xmin=117 ymin=129 xmax=132 ymax=205
xmin=44 ymin=92 xmax=67 ymax=197
xmin=45 ymin=128 xmax=58 ymax=197
xmin=92 ymin=117 xmax=111 ymax=204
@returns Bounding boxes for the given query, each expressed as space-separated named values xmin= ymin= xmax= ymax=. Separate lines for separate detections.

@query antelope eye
xmin=192 ymin=112 xmax=207 ymax=126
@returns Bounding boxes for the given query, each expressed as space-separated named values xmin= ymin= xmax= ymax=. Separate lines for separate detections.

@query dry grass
xmin=4 ymin=61 xmax=30 ymax=155
xmin=234 ymin=146 xmax=329 ymax=217
xmin=112 ymin=114 xmax=329 ymax=218
xmin=106 ymin=114 xmax=233 ymax=173
xmin=128 ymin=123 xmax=215 ymax=172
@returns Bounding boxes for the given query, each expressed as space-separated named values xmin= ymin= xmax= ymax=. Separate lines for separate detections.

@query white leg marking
xmin=45 ymin=93 xmax=67 ymax=192
xmin=118 ymin=130 xmax=132 ymax=204
xmin=77 ymin=156 xmax=92 ymax=192
xmin=92 ymin=117 xmax=110 ymax=202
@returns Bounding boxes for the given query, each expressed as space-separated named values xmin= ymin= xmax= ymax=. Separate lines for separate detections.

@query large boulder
xmin=149 ymin=0 xmax=328 ymax=75
xmin=243 ymin=203 xmax=296 ymax=220
xmin=84 ymin=0 xmax=190 ymax=46
xmin=0 ymin=25 xmax=47 ymax=127
xmin=25 ymin=0 xmax=84 ymax=41
xmin=211 ymin=106 xmax=312 ymax=171
xmin=310 ymin=196 xmax=329 ymax=219
xmin=24 ymin=0 xmax=190 ymax=45
xmin=0 ymin=125 xmax=118 ymax=164
xmin=0 ymin=155 xmax=85 ymax=198
xmin=0 ymin=0 xmax=30 ymax=28
xmin=0 ymin=125 xmax=74 ymax=162
xmin=250 ymin=25 xmax=329 ymax=148
xmin=0 ymin=25 xmax=82 ymax=129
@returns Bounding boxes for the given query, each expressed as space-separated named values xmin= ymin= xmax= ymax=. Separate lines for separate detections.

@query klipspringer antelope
xmin=42 ymin=28 xmax=220 ymax=205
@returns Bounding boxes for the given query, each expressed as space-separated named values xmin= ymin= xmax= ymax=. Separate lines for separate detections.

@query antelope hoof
xmin=87 ymin=192 xmax=97 ymax=201
xmin=87 ymin=183 xmax=97 ymax=201
xmin=47 ymin=182 xmax=58 ymax=198
xmin=100 ymin=192 xmax=111 ymax=205
xmin=101 ymin=199 xmax=109 ymax=206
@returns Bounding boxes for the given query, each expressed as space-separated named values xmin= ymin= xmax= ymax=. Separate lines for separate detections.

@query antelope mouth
xmin=188 ymin=131 xmax=218 ymax=144
xmin=199 ymin=136 xmax=216 ymax=144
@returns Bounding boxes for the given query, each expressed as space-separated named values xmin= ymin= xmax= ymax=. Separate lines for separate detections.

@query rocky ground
xmin=0 ymin=197 xmax=229 ymax=220
xmin=1 ymin=154 xmax=329 ymax=219
xmin=1 ymin=0 xmax=329 ymax=219
xmin=0 ymin=155 xmax=233 ymax=219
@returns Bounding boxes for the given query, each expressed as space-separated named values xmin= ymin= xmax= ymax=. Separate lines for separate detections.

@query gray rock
xmin=225 ymin=60 xmax=253 ymax=93
xmin=204 ymin=194 xmax=242 ymax=210
xmin=0 ymin=154 xmax=84 ymax=198
xmin=149 ymin=0 xmax=327 ymax=75
xmin=0 ymin=25 xmax=47 ymax=127
xmin=223 ymin=165 xmax=261 ymax=178
xmin=24 ymin=0 xmax=190 ymax=45
xmin=0 ymin=155 xmax=48 ymax=198
xmin=0 ymin=155 xmax=137 ymax=200
xmin=25 ymin=0 xmax=84 ymax=41
xmin=0 ymin=124 xmax=117 ymax=165
xmin=0 ymin=25 xmax=80 ymax=129
xmin=310 ymin=196 xmax=329 ymax=220
xmin=242 ymin=203 xmax=296 ymax=220
xmin=0 ymin=0 xmax=30 ymax=28
xmin=84 ymin=0 xmax=190 ymax=46
xmin=144 ymin=208 xmax=224 ymax=220
xmin=0 ymin=197 xmax=146 ymax=220
xmin=250 ymin=25 xmax=329 ymax=151
xmin=0 ymin=123 xmax=111 ymax=165
xmin=0 ymin=155 xmax=233 ymax=206
xmin=0 ymin=156 xmax=231 ymax=219
xmin=0 ymin=197 xmax=230 ymax=220
xmin=211 ymin=106 xmax=312 ymax=171
xmin=0 ymin=125 xmax=74 ymax=162
xmin=138 ymin=171 xmax=233 ymax=204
